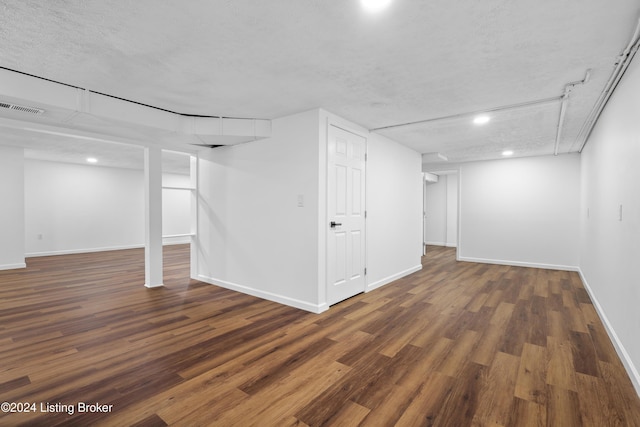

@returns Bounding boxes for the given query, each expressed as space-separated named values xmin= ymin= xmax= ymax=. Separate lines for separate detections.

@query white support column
xmin=189 ymin=155 xmax=198 ymax=279
xmin=144 ymin=146 xmax=164 ymax=288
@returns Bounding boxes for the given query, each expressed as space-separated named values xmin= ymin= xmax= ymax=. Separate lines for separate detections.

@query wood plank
xmin=576 ymin=372 xmax=623 ymax=427
xmin=545 ymin=384 xmax=582 ymax=427
xmin=394 ymin=371 xmax=454 ymax=426
xmin=570 ymin=330 xmax=599 ymax=377
xmin=598 ymin=361 xmax=640 ymax=426
xmin=507 ymin=397 xmax=546 ymax=427
xmin=514 ymin=343 xmax=547 ymax=405
xmin=433 ymin=361 xmax=486 ymax=426
xmin=359 ymin=383 xmax=415 ymax=426
xmin=323 ymin=401 xmax=370 ymax=426
xmin=437 ymin=329 xmax=479 ymax=377
xmin=472 ymin=351 xmax=520 ymax=426
xmin=546 ymin=310 xmax=570 ymax=341
xmin=545 ymin=336 xmax=577 ymax=391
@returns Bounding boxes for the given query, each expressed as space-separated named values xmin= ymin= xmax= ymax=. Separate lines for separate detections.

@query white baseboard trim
xmin=0 ymin=262 xmax=26 ymax=271
xmin=366 ymin=264 xmax=423 ymax=292
xmin=162 ymin=237 xmax=191 ymax=245
xmin=425 ymin=242 xmax=457 ymax=248
xmin=144 ymin=283 xmax=165 ymax=289
xmin=196 ymin=274 xmax=327 ymax=314
xmin=26 ymin=242 xmax=189 ymax=258
xmin=457 ymin=256 xmax=579 ymax=272
xmin=26 ymin=244 xmax=144 ymax=257
xmin=578 ymin=269 xmax=640 ymax=397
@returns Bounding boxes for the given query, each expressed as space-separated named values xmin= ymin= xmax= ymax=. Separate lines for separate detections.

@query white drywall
xmin=0 ymin=145 xmax=25 ymax=270
xmin=24 ymin=159 xmax=190 ymax=256
xmin=196 ymin=109 xmax=322 ymax=312
xmin=458 ymin=154 xmax=580 ymax=269
xmin=580 ymin=54 xmax=640 ymax=394
xmin=366 ymin=132 xmax=423 ymax=291
xmin=25 ymin=159 xmax=144 ymax=255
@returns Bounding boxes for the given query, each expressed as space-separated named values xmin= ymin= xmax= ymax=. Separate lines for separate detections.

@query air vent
xmin=0 ymin=102 xmax=45 ymax=115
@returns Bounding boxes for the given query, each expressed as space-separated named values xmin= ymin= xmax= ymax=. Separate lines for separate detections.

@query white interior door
xmin=327 ymin=125 xmax=366 ymax=305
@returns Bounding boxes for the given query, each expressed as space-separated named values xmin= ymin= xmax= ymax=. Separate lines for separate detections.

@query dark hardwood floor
xmin=1 ymin=245 xmax=639 ymax=426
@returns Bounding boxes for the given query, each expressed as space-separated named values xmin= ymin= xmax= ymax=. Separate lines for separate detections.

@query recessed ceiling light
xmin=473 ymin=115 xmax=490 ymax=125
xmin=502 ymin=150 xmax=514 ymax=156
xmin=360 ymin=0 xmax=392 ymax=13
xmin=86 ymin=157 xmax=98 ymax=163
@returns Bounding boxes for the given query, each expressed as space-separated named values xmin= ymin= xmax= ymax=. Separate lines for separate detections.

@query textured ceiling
xmin=0 ymin=0 xmax=638 ymax=172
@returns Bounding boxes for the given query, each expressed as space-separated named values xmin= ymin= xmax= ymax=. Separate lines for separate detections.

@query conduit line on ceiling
xmin=554 ymin=69 xmax=591 ymax=156
xmin=576 ymin=16 xmax=640 ymax=152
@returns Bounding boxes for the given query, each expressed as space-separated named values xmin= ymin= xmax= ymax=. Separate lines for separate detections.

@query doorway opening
xmin=161 ymin=150 xmax=197 ymax=283
xmin=423 ymin=170 xmax=458 ymax=254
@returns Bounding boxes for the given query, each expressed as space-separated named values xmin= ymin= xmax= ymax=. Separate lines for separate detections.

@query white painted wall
xmin=0 ymin=145 xmax=25 ymax=270
xmin=580 ymin=54 xmax=640 ymax=394
xmin=25 ymin=159 xmax=145 ymax=255
xmin=25 ymin=159 xmax=190 ymax=256
xmin=458 ymin=154 xmax=580 ymax=269
xmin=196 ymin=109 xmax=322 ymax=312
xmin=366 ymin=132 xmax=423 ymax=292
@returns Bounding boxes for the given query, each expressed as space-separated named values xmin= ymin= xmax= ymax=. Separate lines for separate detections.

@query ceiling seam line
xmin=369 ymin=96 xmax=562 ymax=132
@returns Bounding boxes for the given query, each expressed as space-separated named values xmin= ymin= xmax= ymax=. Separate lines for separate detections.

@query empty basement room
xmin=1 ymin=1 xmax=640 ymax=426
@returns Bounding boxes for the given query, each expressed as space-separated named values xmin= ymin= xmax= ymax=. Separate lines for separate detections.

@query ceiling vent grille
xmin=0 ymin=102 xmax=45 ymax=115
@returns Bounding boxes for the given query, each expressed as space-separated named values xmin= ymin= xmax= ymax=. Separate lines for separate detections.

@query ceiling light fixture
xmin=360 ymin=0 xmax=392 ymax=13
xmin=502 ymin=150 xmax=514 ymax=156
xmin=86 ymin=157 xmax=98 ymax=163
xmin=473 ymin=115 xmax=490 ymax=125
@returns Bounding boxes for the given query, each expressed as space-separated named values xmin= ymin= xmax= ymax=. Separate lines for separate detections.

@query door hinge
xmin=364 ymin=153 xmax=368 ymax=161
xmin=364 ymin=268 xmax=367 ymax=275
xmin=364 ymin=210 xmax=367 ymax=218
